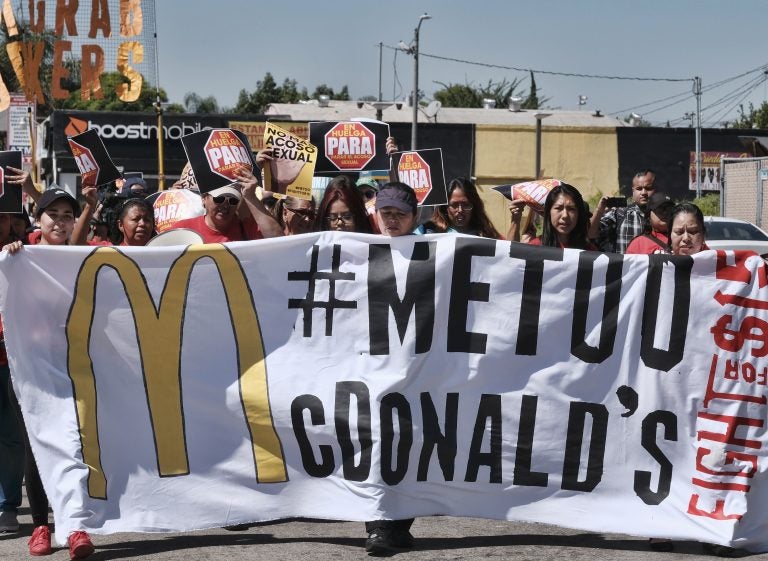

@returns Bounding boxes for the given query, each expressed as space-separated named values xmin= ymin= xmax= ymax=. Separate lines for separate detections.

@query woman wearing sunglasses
xmin=274 ymin=196 xmax=317 ymax=236
xmin=171 ymin=167 xmax=282 ymax=243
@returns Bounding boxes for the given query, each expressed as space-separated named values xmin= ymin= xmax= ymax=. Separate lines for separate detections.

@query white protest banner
xmin=0 ymin=236 xmax=766 ymax=551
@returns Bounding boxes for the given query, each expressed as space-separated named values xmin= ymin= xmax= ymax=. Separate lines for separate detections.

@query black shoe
xmin=649 ymin=538 xmax=674 ymax=552
xmin=390 ymin=530 xmax=415 ymax=549
xmin=702 ymin=543 xmax=747 ymax=558
xmin=365 ymin=530 xmax=397 ymax=556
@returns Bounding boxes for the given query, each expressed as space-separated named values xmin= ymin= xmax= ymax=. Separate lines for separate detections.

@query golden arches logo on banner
xmin=66 ymin=245 xmax=287 ymax=500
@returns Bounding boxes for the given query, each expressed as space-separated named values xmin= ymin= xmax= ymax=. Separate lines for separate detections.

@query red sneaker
xmin=28 ymin=525 xmax=52 ymax=556
xmin=68 ymin=531 xmax=94 ymax=560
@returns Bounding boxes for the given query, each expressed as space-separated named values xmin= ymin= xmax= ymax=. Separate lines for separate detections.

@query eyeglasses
xmin=287 ymin=206 xmax=316 ymax=219
xmin=325 ymin=212 xmax=354 ymax=224
xmin=212 ymin=195 xmax=239 ymax=205
xmin=448 ymin=202 xmax=473 ymax=210
xmin=359 ymin=189 xmax=377 ymax=201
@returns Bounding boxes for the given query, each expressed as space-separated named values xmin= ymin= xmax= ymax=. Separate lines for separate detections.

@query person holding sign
xmin=364 ymin=181 xmax=419 ymax=556
xmin=171 ymin=167 xmax=282 ymax=243
xmin=416 ymin=178 xmax=501 ymax=238
xmin=524 ymin=183 xmax=596 ymax=250
xmin=3 ymin=188 xmax=96 ymax=559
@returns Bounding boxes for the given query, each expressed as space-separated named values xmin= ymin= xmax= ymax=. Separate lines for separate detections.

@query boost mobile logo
xmin=66 ymin=117 xmax=212 ymax=141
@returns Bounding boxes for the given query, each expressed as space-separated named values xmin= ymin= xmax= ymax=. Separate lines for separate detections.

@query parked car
xmin=703 ymin=216 xmax=768 ymax=254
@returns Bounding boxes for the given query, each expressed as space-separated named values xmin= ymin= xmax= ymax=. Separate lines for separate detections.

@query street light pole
xmin=410 ymin=13 xmax=431 ymax=150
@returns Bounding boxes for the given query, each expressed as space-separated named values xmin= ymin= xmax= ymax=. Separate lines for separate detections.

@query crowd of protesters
xmin=0 ymin=134 xmax=728 ymax=558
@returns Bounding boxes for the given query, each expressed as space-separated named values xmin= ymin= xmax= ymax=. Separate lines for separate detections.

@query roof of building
xmin=264 ymin=100 xmax=628 ymax=128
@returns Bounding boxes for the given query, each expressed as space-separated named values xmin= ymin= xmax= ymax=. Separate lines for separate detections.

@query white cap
xmin=207 ymin=183 xmax=241 ymax=200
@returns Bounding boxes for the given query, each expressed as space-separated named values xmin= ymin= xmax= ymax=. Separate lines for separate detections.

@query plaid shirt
xmin=598 ymin=204 xmax=646 ymax=254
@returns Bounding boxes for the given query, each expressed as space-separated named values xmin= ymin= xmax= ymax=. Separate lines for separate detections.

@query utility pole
xmin=694 ymin=76 xmax=702 ymax=198
xmin=409 ymin=14 xmax=431 ymax=150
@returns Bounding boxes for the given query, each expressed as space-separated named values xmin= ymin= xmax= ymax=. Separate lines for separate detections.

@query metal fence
xmin=721 ymin=157 xmax=768 ymax=227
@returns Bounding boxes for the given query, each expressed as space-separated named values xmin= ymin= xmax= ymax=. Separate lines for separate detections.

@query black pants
xmin=365 ymin=518 xmax=414 ymax=533
xmin=8 ymin=377 xmax=49 ymax=526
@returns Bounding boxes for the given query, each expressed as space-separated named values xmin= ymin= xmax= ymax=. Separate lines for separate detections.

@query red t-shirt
xmin=170 ymin=214 xmax=263 ymax=244
xmin=625 ymin=232 xmax=670 ymax=255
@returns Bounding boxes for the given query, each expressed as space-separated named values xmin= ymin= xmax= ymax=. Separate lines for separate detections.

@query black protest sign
xmin=67 ymin=129 xmax=122 ymax=187
xmin=309 ymin=120 xmax=390 ymax=173
xmin=181 ymin=128 xmax=258 ymax=193
xmin=0 ymin=151 xmax=22 ymax=213
xmin=390 ymin=148 xmax=448 ymax=207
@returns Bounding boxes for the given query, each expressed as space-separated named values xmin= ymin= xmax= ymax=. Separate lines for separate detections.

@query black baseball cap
xmin=35 ymin=188 xmax=80 ymax=219
xmin=647 ymin=192 xmax=674 ymax=212
xmin=375 ymin=183 xmax=417 ymax=214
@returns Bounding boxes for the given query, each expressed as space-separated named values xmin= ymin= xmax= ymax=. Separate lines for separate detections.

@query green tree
xmin=310 ymin=83 xmax=350 ymax=101
xmin=234 ymin=72 xmax=280 ymax=114
xmin=52 ymin=71 xmax=171 ymax=112
xmin=478 ymin=77 xmax=526 ymax=108
xmin=732 ymin=101 xmax=768 ymax=129
xmin=280 ymin=78 xmax=308 ymax=104
xmin=234 ymin=73 xmax=351 ymax=113
xmin=521 ymin=71 xmax=539 ymax=109
xmin=434 ymin=82 xmax=482 ymax=108
xmin=183 ymin=92 xmax=220 ymax=114
xmin=433 ymin=77 xmax=545 ymax=109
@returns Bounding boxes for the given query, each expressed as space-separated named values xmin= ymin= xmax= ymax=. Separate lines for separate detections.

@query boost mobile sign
xmin=65 ymin=115 xmax=214 ymax=141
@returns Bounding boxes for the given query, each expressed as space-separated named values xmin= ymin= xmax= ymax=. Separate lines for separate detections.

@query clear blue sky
xmin=155 ymin=0 xmax=768 ymax=126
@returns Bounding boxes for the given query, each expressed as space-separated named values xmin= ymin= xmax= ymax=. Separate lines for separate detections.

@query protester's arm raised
xmin=6 ymin=166 xmax=40 ymax=204
xmin=588 ymin=196 xmax=610 ymax=242
xmin=236 ymin=167 xmax=284 ymax=239
xmin=71 ymin=186 xmax=99 ymax=245
xmin=506 ymin=199 xmax=525 ymax=242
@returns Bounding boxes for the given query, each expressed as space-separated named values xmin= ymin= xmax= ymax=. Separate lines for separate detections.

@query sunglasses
xmin=287 ymin=207 xmax=316 ymax=219
xmin=212 ymin=195 xmax=239 ymax=205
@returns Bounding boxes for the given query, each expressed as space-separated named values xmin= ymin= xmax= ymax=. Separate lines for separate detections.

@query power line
xmin=383 ymin=44 xmax=693 ymax=83
xmin=609 ymin=88 xmax=693 ymax=117
xmin=383 ymin=42 xmax=768 ymax=124
xmin=703 ymin=75 xmax=768 ymax=126
xmin=701 ymin=73 xmax=767 ymax=114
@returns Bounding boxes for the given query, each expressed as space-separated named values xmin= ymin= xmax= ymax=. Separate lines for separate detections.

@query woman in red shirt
xmin=526 ymin=183 xmax=596 ymax=250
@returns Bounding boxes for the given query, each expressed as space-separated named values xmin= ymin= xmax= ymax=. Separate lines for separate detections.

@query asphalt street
xmin=2 ymin=501 xmax=767 ymax=561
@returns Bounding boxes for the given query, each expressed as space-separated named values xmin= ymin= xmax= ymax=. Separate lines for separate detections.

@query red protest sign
xmin=397 ymin=151 xmax=432 ymax=204
xmin=324 ymin=122 xmax=375 ymax=170
xmin=146 ymin=189 xmax=205 ymax=233
xmin=512 ymin=178 xmax=563 ymax=214
xmin=204 ymin=129 xmax=254 ymax=181
xmin=69 ymin=140 xmax=99 ymax=186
